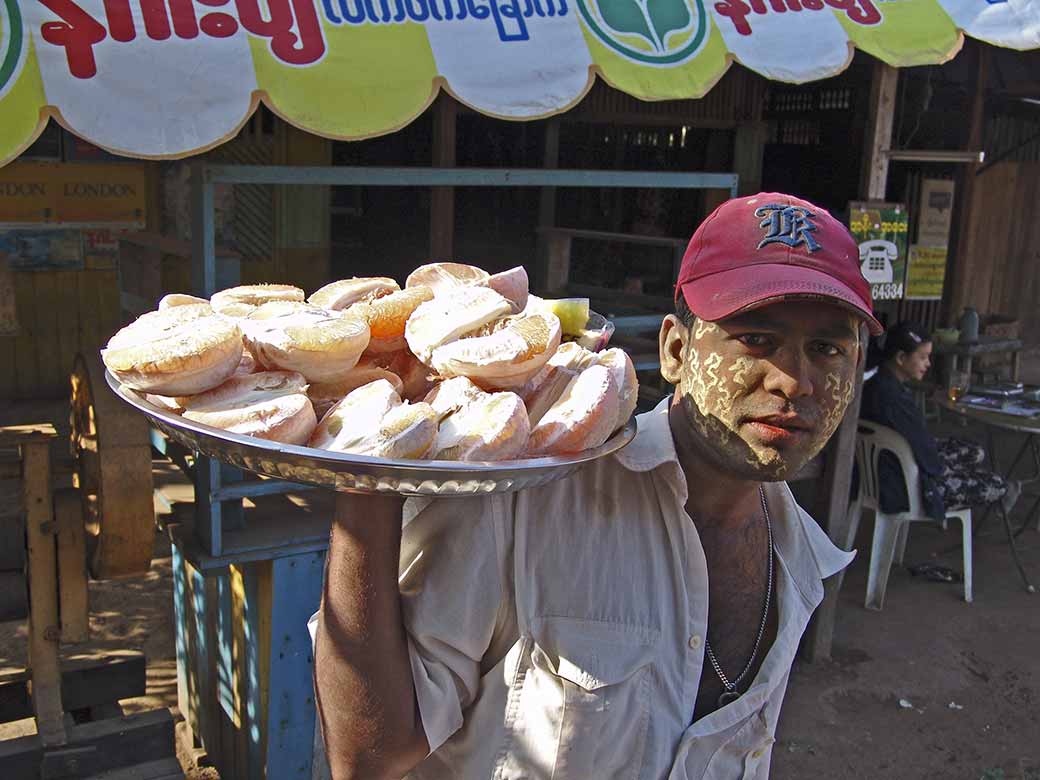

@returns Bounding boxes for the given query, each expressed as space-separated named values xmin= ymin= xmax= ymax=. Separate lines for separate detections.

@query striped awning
xmin=1 ymin=0 xmax=1038 ymax=165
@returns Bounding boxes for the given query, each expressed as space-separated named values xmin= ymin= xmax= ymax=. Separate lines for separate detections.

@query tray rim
xmin=105 ymin=369 xmax=638 ymax=481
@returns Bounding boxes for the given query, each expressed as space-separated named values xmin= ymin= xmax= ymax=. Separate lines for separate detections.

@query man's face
xmin=660 ymin=300 xmax=861 ymax=481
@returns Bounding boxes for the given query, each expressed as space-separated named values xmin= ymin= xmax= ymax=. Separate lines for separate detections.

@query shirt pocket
xmin=494 ymin=616 xmax=659 ymax=780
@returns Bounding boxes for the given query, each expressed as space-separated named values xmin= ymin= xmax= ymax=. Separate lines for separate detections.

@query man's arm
xmin=314 ymin=493 xmax=430 ymax=780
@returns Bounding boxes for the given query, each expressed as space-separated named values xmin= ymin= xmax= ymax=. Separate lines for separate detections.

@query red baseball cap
xmin=675 ymin=193 xmax=883 ymax=335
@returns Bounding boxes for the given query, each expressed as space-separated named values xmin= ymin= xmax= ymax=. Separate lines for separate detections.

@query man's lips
xmin=742 ymin=415 xmax=814 ymax=445
xmin=746 ymin=414 xmax=812 ymax=431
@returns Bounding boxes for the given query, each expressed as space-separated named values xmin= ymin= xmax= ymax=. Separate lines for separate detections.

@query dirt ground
xmin=2 ymin=385 xmax=1039 ymax=780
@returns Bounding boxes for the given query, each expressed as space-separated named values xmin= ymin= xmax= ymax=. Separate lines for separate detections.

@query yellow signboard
xmin=905 ymin=245 xmax=948 ymax=301
xmin=0 ymin=161 xmax=146 ymax=227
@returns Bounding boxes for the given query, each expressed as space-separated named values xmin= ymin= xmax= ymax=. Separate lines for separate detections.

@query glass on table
xmin=947 ymin=368 xmax=970 ymax=403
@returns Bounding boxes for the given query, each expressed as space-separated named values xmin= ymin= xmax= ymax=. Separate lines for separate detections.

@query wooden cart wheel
xmin=70 ymin=353 xmax=156 ymax=579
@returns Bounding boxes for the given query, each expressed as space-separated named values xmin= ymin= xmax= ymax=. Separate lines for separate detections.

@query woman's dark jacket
xmin=859 ymin=367 xmax=945 ymax=521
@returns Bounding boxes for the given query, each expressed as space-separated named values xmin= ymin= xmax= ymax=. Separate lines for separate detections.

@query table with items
xmin=939 ymin=387 xmax=1040 ymax=592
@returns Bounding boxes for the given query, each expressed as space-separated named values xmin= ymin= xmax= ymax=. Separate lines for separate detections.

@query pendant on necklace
xmin=718 ymin=689 xmax=741 ymax=707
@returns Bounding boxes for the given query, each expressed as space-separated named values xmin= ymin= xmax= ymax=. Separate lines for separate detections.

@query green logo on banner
xmin=577 ymin=0 xmax=708 ymax=65
xmin=0 ymin=0 xmax=26 ymax=99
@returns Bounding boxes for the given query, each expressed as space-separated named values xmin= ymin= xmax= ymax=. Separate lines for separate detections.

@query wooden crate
xmin=172 ymin=543 xmax=325 ymax=780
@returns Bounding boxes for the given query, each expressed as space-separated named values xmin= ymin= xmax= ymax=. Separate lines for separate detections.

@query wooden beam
xmin=55 ymin=488 xmax=89 ymax=644
xmin=23 ymin=439 xmax=67 ymax=746
xmin=859 ymin=62 xmax=899 ymax=200
xmin=733 ymin=122 xmax=768 ymax=196
xmin=943 ymin=43 xmax=991 ymax=324
xmin=534 ymin=118 xmax=561 ymax=293
xmin=802 ymin=327 xmax=867 ymax=662
xmin=0 ymin=653 xmax=146 ymax=723
xmin=429 ymin=94 xmax=457 ymax=260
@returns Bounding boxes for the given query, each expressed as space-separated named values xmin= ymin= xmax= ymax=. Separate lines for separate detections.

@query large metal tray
xmin=107 ymin=370 xmax=636 ymax=496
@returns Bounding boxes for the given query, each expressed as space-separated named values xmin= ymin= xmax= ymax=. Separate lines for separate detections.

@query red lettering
xmin=825 ymin=0 xmax=881 ymax=25
xmin=200 ymin=12 xmax=239 ymax=36
xmin=801 ymin=0 xmax=823 ymax=8
xmin=103 ymin=0 xmax=136 ymax=41
xmin=170 ymin=0 xmax=201 ymax=38
xmin=235 ymin=0 xmax=326 ymax=65
xmin=767 ymin=0 xmax=786 ymax=11
xmin=141 ymin=0 xmax=172 ymax=39
xmin=713 ymin=0 xmax=753 ymax=35
xmin=39 ymin=0 xmax=107 ymax=79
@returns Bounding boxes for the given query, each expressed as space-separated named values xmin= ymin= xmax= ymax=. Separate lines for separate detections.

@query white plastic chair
xmin=848 ymin=420 xmax=973 ymax=609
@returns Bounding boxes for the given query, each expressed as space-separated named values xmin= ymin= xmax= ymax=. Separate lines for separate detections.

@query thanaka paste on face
xmin=693 ymin=320 xmax=719 ymax=341
xmin=677 ymin=324 xmax=858 ymax=480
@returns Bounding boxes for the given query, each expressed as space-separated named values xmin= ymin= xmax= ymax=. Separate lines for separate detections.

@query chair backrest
xmin=854 ymin=420 xmax=924 ymax=518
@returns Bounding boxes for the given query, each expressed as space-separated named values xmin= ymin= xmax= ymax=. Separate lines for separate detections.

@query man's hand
xmin=314 ymin=492 xmax=430 ymax=780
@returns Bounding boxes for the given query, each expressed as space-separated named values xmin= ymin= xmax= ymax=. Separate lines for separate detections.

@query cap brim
xmin=679 ymin=263 xmax=884 ymax=336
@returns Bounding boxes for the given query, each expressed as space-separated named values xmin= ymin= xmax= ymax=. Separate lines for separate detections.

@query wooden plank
xmin=32 ymin=272 xmax=63 ymax=396
xmin=82 ymin=756 xmax=185 ymax=779
xmin=214 ymin=571 xmax=238 ymax=780
xmin=55 ymin=488 xmax=89 ymax=643
xmin=733 ymin=122 xmax=768 ymax=196
xmin=54 ymin=271 xmax=81 ymax=394
xmin=0 ymin=730 xmax=42 ymax=779
xmin=859 ymin=62 xmax=898 ymax=200
xmin=96 ymin=269 xmax=123 ymax=346
xmin=537 ymin=226 xmax=688 ymax=248
xmin=12 ymin=271 xmax=40 ymax=398
xmin=534 ymin=117 xmax=561 ymax=293
xmin=0 ymin=653 xmax=146 ymax=722
xmin=239 ymin=564 xmax=265 ymax=780
xmin=0 ymin=423 xmax=59 ymax=444
xmin=430 ymin=94 xmax=457 ymax=260
xmin=22 ymin=439 xmax=66 ymax=746
xmin=265 ymin=552 xmax=324 ymax=780
xmin=93 ymin=446 xmax=155 ymax=579
xmin=802 ymin=328 xmax=867 ymax=662
xmin=77 ymin=271 xmax=104 ymax=359
xmin=40 ymin=709 xmax=175 ymax=779
xmin=0 ymin=569 xmax=28 ymax=621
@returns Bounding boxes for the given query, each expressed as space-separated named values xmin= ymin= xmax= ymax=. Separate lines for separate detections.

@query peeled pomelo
xmin=308 ymin=277 xmax=399 ymax=311
xmin=526 ymin=364 xmax=620 ymax=456
xmin=405 ymin=262 xmax=489 ymax=295
xmin=405 ymin=287 xmax=513 ymax=364
xmin=352 ymin=286 xmax=434 ymax=353
xmin=431 ymin=312 xmax=562 ymax=390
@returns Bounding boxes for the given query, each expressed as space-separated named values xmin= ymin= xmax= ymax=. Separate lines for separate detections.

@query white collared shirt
xmin=313 ymin=399 xmax=853 ymax=779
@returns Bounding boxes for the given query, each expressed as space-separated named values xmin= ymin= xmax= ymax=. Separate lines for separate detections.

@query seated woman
xmin=860 ymin=321 xmax=1009 ymax=521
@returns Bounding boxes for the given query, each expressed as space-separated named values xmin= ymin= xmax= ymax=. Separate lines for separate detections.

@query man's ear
xmin=659 ymin=314 xmax=687 ymax=385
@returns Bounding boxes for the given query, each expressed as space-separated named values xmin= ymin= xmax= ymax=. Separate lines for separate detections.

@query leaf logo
xmin=577 ymin=0 xmax=708 ymax=65
xmin=0 ymin=0 xmax=27 ymax=100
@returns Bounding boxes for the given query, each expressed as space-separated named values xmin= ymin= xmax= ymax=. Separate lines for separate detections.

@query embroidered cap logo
xmin=755 ymin=204 xmax=821 ymax=253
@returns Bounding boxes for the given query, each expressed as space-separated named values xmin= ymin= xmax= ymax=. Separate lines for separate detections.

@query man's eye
xmin=813 ymin=342 xmax=844 ymax=357
xmin=737 ymin=334 xmax=772 ymax=348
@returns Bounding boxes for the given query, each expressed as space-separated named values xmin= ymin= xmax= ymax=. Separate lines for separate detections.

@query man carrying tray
xmin=311 ymin=192 xmax=883 ymax=779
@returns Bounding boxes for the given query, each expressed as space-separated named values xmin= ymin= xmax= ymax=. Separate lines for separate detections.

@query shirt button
xmin=688 ymin=634 xmax=702 ymax=650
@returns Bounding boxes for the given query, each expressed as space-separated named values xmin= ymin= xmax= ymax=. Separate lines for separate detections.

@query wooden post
xmin=943 ymin=43 xmax=990 ymax=324
xmin=430 ymin=94 xmax=457 ymax=260
xmin=733 ymin=122 xmax=768 ymax=197
xmin=803 ymin=66 xmax=898 ymax=665
xmin=534 ymin=118 xmax=561 ymax=293
xmin=860 ymin=62 xmax=899 ymax=201
xmin=13 ymin=426 xmax=68 ymax=746
xmin=55 ymin=488 xmax=89 ymax=644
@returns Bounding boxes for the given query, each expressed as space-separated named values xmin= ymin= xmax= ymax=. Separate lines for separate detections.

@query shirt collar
xmin=615 ymin=397 xmax=854 ymax=594
xmin=612 ymin=397 xmax=679 ymax=472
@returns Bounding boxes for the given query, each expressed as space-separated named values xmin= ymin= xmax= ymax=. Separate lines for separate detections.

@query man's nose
xmin=763 ymin=348 xmax=814 ymax=400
